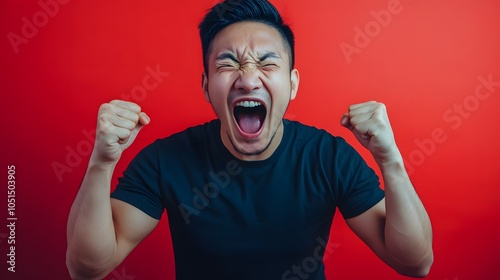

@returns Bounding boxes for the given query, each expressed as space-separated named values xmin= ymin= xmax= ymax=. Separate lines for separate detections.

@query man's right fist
xmin=91 ymin=100 xmax=150 ymax=164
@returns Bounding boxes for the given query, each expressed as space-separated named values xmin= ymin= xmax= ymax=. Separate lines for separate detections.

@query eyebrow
xmin=215 ymin=52 xmax=281 ymax=62
xmin=215 ymin=52 xmax=238 ymax=62
xmin=258 ymin=52 xmax=280 ymax=61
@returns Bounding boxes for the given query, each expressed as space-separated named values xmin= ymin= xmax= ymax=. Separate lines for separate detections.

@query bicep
xmin=345 ymin=198 xmax=398 ymax=268
xmin=110 ymin=198 xmax=159 ymax=265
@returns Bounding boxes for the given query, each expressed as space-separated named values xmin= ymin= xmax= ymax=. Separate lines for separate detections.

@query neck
xmin=222 ymin=120 xmax=284 ymax=161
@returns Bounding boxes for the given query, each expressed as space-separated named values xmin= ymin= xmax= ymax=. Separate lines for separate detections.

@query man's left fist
xmin=340 ymin=101 xmax=400 ymax=164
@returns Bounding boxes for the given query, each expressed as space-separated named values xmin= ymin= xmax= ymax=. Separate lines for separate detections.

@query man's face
xmin=203 ymin=21 xmax=299 ymax=161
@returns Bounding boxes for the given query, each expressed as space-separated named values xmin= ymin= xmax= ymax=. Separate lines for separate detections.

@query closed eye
xmin=218 ymin=64 xmax=235 ymax=68
xmin=217 ymin=61 xmax=239 ymax=70
xmin=216 ymin=52 xmax=239 ymax=70
xmin=259 ymin=63 xmax=279 ymax=70
xmin=258 ymin=52 xmax=281 ymax=70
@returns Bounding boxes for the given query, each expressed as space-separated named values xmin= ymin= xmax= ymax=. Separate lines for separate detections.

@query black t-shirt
xmin=111 ymin=119 xmax=384 ymax=280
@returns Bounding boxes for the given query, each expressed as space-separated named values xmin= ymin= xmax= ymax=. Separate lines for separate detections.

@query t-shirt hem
xmin=341 ymin=190 xmax=385 ymax=219
xmin=110 ymin=192 xmax=163 ymax=220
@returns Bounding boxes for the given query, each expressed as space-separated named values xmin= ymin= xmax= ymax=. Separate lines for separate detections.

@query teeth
xmin=236 ymin=101 xmax=262 ymax=108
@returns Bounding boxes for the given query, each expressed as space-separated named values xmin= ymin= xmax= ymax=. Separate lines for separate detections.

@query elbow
xmin=395 ymin=251 xmax=434 ymax=278
xmin=66 ymin=250 xmax=112 ymax=280
xmin=66 ymin=257 xmax=88 ymax=280
xmin=398 ymin=265 xmax=432 ymax=278
xmin=66 ymin=259 xmax=102 ymax=280
xmin=66 ymin=262 xmax=88 ymax=280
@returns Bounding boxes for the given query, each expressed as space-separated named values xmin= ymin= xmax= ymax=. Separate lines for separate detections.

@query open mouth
xmin=233 ymin=100 xmax=267 ymax=136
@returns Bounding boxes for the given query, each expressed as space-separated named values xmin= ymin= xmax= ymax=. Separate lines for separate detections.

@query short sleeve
xmin=111 ymin=141 xmax=164 ymax=220
xmin=334 ymin=137 xmax=384 ymax=219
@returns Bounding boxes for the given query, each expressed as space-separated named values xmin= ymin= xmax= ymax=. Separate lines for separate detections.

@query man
xmin=66 ymin=0 xmax=433 ymax=279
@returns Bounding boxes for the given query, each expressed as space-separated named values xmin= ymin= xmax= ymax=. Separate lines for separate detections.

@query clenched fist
xmin=340 ymin=101 xmax=400 ymax=165
xmin=92 ymin=100 xmax=150 ymax=164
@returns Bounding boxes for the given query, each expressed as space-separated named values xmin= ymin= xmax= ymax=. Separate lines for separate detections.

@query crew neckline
xmin=210 ymin=119 xmax=291 ymax=168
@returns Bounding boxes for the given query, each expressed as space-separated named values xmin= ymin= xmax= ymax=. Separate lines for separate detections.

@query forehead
xmin=209 ymin=21 xmax=287 ymax=58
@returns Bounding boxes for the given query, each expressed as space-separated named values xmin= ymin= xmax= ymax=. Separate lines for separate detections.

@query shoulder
xmin=153 ymin=119 xmax=218 ymax=151
xmin=284 ymin=119 xmax=347 ymax=149
xmin=284 ymin=120 xmax=366 ymax=169
xmin=129 ymin=120 xmax=217 ymax=163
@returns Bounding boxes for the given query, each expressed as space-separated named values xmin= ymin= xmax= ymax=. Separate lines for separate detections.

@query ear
xmin=202 ymin=72 xmax=210 ymax=103
xmin=290 ymin=69 xmax=300 ymax=100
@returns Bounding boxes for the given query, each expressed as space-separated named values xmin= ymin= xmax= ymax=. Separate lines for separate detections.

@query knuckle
xmin=132 ymin=105 xmax=141 ymax=114
xmin=129 ymin=112 xmax=140 ymax=123
xmin=118 ymin=127 xmax=130 ymax=136
xmin=350 ymin=114 xmax=362 ymax=124
xmin=97 ymin=113 xmax=113 ymax=123
xmin=122 ymin=101 xmax=140 ymax=112
xmin=97 ymin=120 xmax=112 ymax=132
xmin=109 ymin=100 xmax=140 ymax=113
xmin=125 ymin=119 xmax=137 ymax=130
xmin=99 ymin=103 xmax=113 ymax=112
xmin=97 ymin=115 xmax=108 ymax=125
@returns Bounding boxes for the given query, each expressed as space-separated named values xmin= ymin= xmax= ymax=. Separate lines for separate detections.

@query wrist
xmin=374 ymin=150 xmax=412 ymax=183
xmin=374 ymin=148 xmax=404 ymax=170
xmin=88 ymin=154 xmax=119 ymax=171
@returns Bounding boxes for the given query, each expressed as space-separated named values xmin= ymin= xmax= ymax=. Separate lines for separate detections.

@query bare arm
xmin=341 ymin=101 xmax=433 ymax=277
xmin=66 ymin=100 xmax=158 ymax=279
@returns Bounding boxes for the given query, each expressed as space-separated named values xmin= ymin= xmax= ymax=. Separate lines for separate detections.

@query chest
xmin=163 ymin=159 xmax=336 ymax=258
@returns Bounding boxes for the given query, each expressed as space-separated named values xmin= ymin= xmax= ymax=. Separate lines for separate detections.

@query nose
xmin=234 ymin=64 xmax=263 ymax=93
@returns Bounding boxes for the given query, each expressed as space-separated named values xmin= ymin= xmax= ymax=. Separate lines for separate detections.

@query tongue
xmin=238 ymin=113 xmax=261 ymax=134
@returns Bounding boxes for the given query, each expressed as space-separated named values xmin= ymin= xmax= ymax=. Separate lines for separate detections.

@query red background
xmin=1 ymin=0 xmax=500 ymax=279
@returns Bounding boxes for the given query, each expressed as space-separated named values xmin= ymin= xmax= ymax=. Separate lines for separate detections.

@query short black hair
xmin=198 ymin=0 xmax=295 ymax=75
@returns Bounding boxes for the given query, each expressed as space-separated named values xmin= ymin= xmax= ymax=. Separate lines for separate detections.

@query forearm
xmin=66 ymin=158 xmax=118 ymax=278
xmin=377 ymin=153 xmax=433 ymax=273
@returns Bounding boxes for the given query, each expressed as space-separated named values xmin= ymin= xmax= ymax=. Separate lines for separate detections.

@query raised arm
xmin=340 ymin=101 xmax=433 ymax=277
xmin=66 ymin=100 xmax=158 ymax=279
